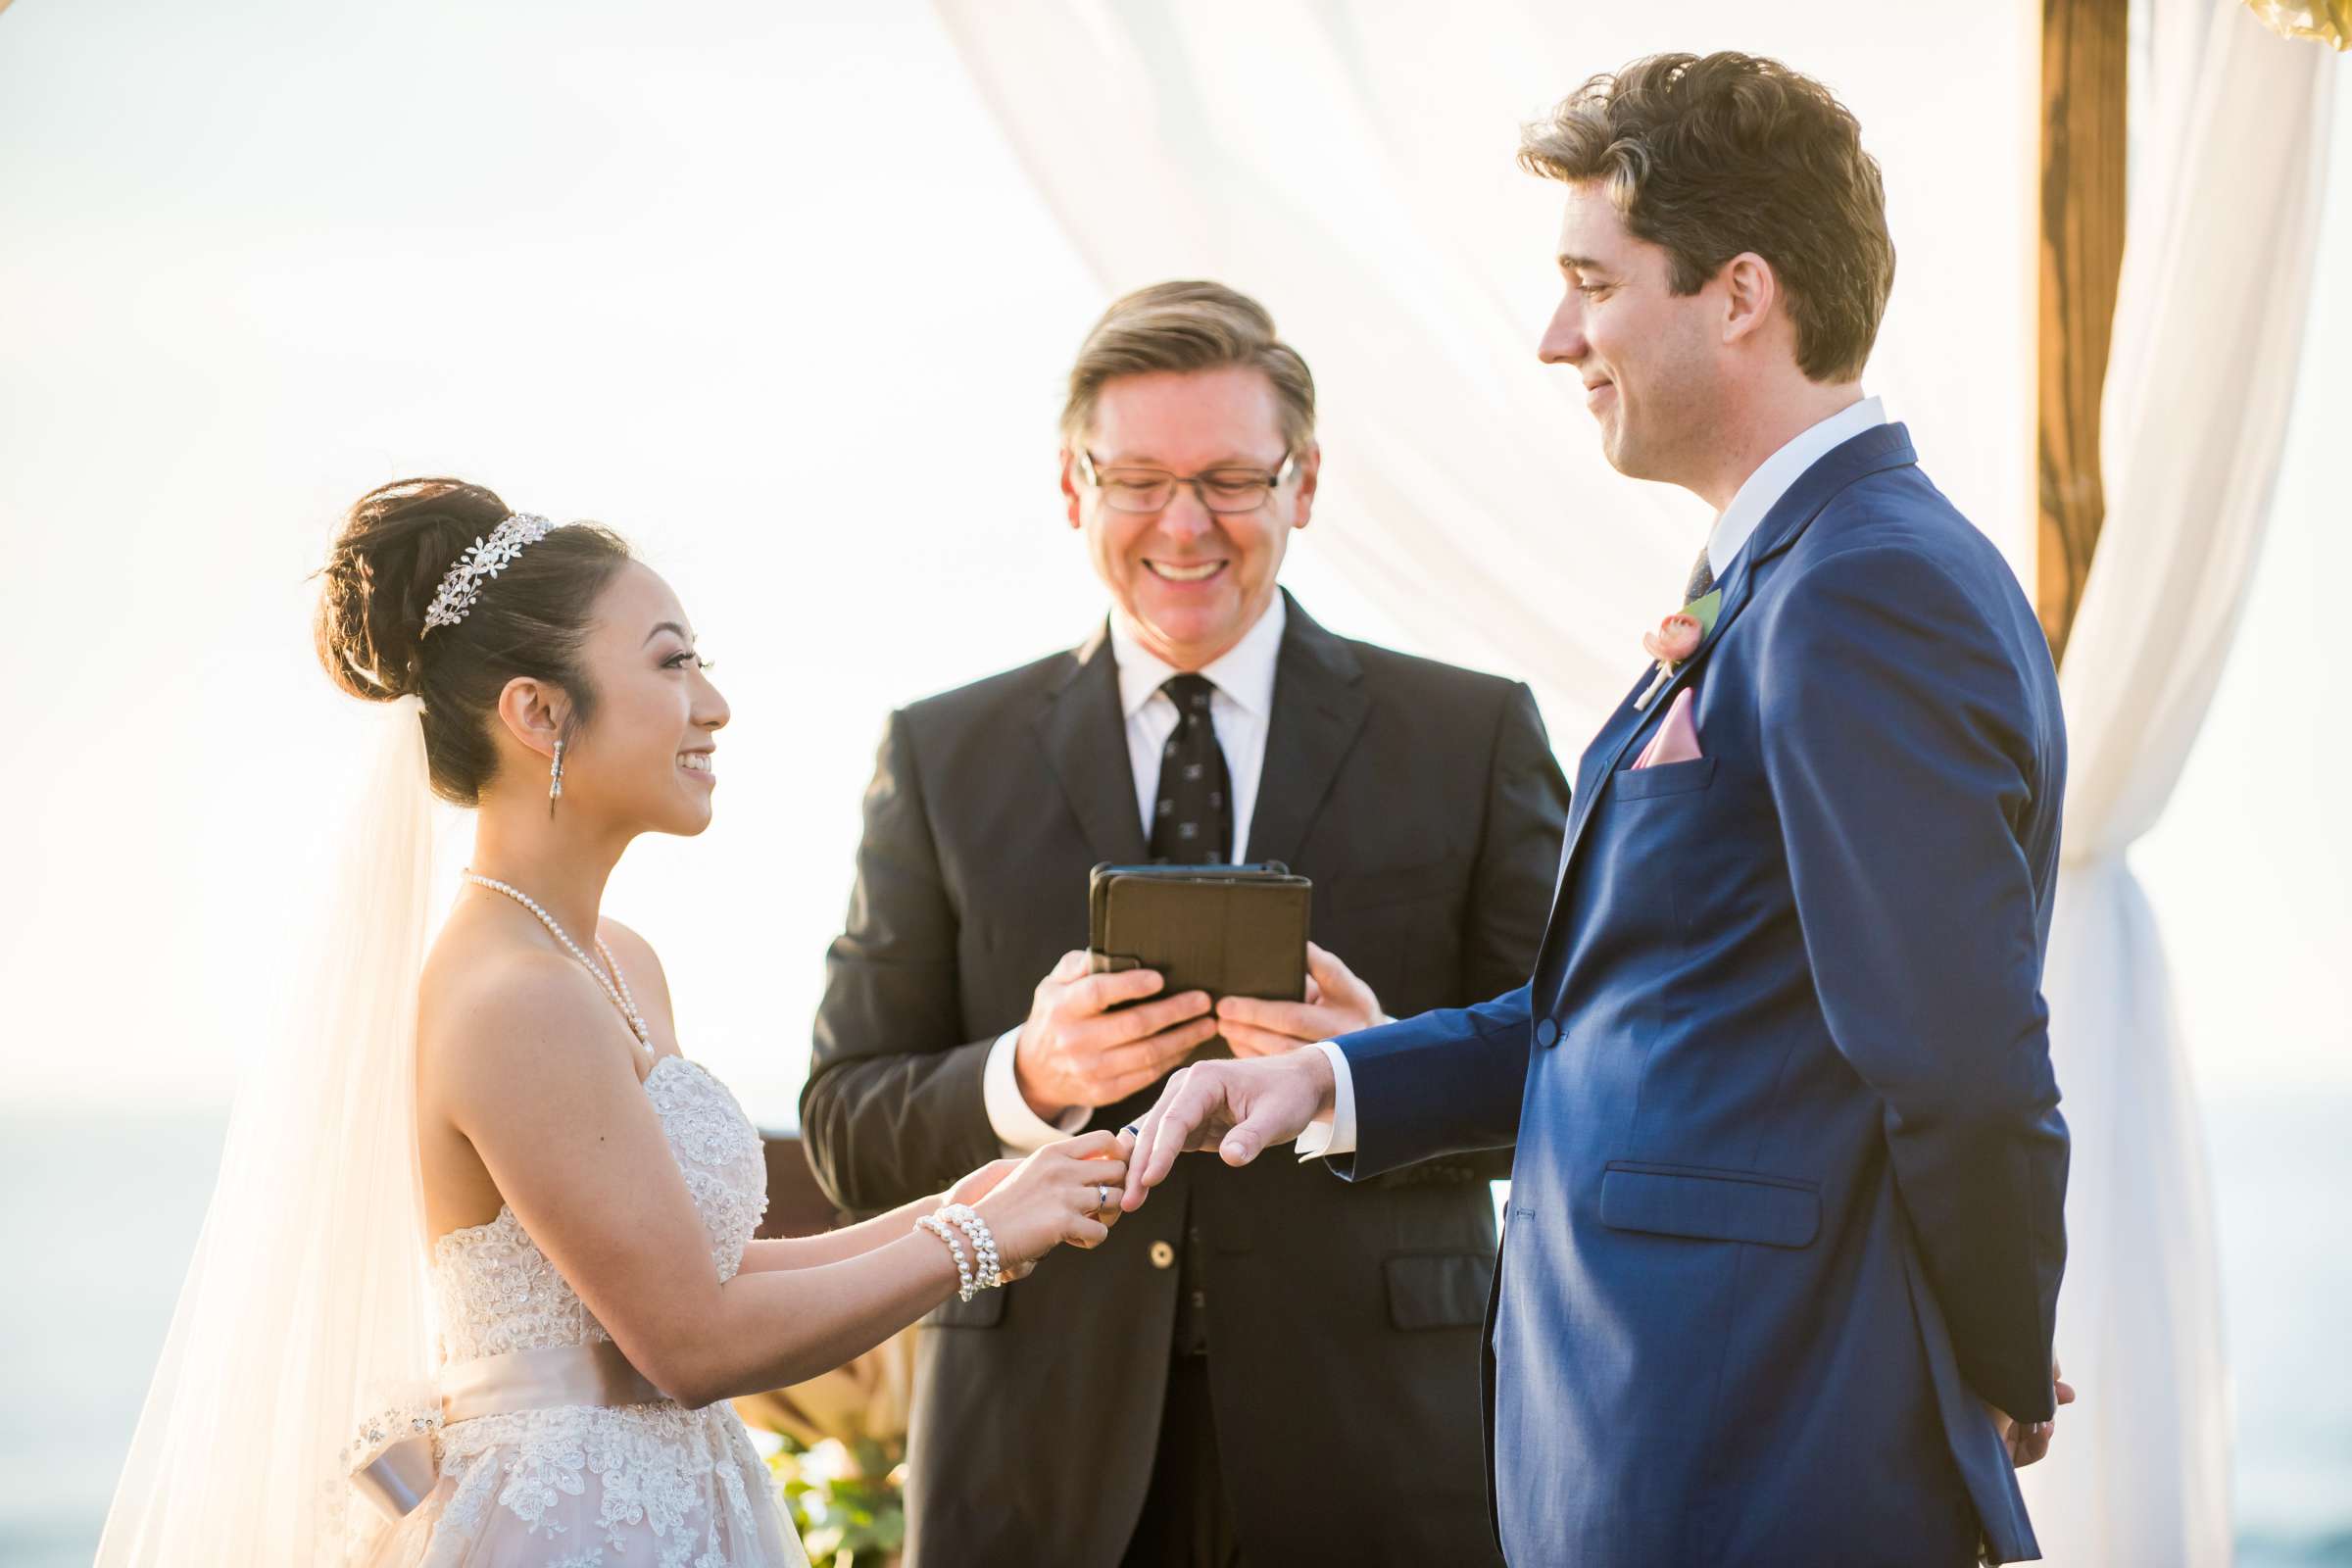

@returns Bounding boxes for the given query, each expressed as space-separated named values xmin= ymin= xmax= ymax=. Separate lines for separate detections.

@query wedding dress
xmin=364 ymin=1053 xmax=808 ymax=1568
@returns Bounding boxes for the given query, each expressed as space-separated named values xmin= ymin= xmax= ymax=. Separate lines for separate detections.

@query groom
xmin=1124 ymin=53 xmax=2072 ymax=1567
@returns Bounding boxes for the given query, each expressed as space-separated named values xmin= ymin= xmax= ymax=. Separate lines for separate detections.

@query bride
xmin=97 ymin=478 xmax=1127 ymax=1566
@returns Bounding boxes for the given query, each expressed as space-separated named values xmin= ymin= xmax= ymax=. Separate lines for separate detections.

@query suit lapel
xmin=1541 ymin=424 xmax=1922 ymax=961
xmin=1245 ymin=593 xmax=1370 ymax=867
xmin=1035 ymin=622 xmax=1152 ymax=865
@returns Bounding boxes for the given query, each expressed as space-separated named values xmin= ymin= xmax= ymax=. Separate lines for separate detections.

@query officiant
xmin=800 ymin=280 xmax=1567 ymax=1567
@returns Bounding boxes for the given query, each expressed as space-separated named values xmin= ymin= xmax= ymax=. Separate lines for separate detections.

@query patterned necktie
xmin=1150 ymin=673 xmax=1232 ymax=864
xmin=1686 ymin=547 xmax=1716 ymax=605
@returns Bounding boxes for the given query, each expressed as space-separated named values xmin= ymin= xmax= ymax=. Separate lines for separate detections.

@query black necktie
xmin=1150 ymin=674 xmax=1231 ymax=864
xmin=1686 ymin=547 xmax=1716 ymax=604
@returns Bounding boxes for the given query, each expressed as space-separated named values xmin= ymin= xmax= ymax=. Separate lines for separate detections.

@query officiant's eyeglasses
xmin=1076 ymin=450 xmax=1298 ymax=514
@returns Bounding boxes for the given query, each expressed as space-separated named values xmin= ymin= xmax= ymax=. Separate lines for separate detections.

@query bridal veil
xmin=97 ymin=694 xmax=441 ymax=1565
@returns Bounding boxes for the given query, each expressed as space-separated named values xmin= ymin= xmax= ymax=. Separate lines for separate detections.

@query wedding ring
xmin=1121 ymin=1123 xmax=1142 ymax=1140
xmin=1096 ymin=1184 xmax=1112 ymax=1211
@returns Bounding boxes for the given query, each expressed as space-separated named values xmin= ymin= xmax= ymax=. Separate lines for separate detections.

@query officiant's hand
xmin=1988 ymin=1358 xmax=2077 ymax=1468
xmin=1118 ymin=1049 xmax=1337 ymax=1210
xmin=1214 ymin=943 xmax=1385 ymax=1057
xmin=1014 ymin=951 xmax=1218 ymax=1120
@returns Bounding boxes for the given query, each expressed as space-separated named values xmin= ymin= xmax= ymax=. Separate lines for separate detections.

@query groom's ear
xmin=494 ymin=676 xmax=569 ymax=762
xmin=1719 ymin=251 xmax=1781 ymax=347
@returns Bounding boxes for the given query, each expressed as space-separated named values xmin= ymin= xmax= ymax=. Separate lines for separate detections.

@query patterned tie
xmin=1686 ymin=546 xmax=1716 ymax=605
xmin=1150 ymin=673 xmax=1232 ymax=864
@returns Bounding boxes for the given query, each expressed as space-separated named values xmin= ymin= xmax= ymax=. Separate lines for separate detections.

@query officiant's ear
xmin=1284 ymin=441 xmax=1323 ymax=530
xmin=493 ymin=675 xmax=573 ymax=769
xmin=1059 ymin=447 xmax=1085 ymax=530
xmin=1719 ymin=251 xmax=1782 ymax=348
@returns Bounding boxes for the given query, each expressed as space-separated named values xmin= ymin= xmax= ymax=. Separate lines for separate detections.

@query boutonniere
xmin=1635 ymin=588 xmax=1722 ymax=710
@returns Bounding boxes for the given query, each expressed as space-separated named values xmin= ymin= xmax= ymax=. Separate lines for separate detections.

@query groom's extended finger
xmin=1124 ymin=1070 xmax=1205 ymax=1205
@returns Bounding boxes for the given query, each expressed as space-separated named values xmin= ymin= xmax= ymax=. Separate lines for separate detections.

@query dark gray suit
xmin=801 ymin=593 xmax=1567 ymax=1566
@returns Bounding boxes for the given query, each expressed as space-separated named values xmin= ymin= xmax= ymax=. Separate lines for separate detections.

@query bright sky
xmin=0 ymin=0 xmax=2342 ymax=1128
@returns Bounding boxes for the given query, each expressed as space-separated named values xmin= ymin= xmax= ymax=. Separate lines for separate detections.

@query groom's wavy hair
xmin=1520 ymin=52 xmax=1894 ymax=383
xmin=314 ymin=478 xmax=634 ymax=806
xmin=1060 ymin=280 xmax=1316 ymax=452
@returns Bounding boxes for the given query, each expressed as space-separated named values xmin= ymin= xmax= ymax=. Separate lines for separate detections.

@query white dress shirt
xmin=1296 ymin=397 xmax=1890 ymax=1161
xmin=981 ymin=595 xmax=1290 ymax=1153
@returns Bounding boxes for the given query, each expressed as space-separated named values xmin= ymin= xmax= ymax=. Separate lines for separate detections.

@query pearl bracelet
xmin=935 ymin=1203 xmax=1004 ymax=1296
xmin=915 ymin=1215 xmax=976 ymax=1301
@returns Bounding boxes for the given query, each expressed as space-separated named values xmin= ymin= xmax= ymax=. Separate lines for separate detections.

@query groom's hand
xmin=1014 ymin=951 xmax=1218 ymax=1120
xmin=1989 ymin=1357 xmax=2077 ymax=1468
xmin=1214 ymin=943 xmax=1386 ymax=1057
xmin=1119 ymin=1049 xmax=1337 ymax=1210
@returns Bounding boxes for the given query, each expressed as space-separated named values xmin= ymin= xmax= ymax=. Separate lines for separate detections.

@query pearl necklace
xmin=462 ymin=871 xmax=651 ymax=1052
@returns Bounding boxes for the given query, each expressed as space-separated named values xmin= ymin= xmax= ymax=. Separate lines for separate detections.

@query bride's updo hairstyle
xmin=315 ymin=477 xmax=633 ymax=806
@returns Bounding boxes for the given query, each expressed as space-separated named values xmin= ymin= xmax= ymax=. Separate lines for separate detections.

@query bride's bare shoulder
xmin=594 ymin=917 xmax=675 ymax=1031
xmin=415 ymin=918 xmax=633 ymax=1106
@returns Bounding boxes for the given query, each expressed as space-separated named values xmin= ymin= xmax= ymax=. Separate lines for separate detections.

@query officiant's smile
xmin=1063 ymin=359 xmax=1321 ymax=670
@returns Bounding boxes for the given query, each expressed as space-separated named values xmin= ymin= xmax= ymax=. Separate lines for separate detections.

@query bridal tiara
xmin=419 ymin=513 xmax=554 ymax=637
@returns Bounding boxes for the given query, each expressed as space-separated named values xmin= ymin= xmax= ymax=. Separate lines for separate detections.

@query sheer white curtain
xmin=2023 ymin=4 xmax=2335 ymax=1563
xmin=930 ymin=0 xmax=2035 ymax=740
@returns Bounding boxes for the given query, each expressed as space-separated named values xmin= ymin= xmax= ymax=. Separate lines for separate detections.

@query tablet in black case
xmin=1086 ymin=862 xmax=1312 ymax=1027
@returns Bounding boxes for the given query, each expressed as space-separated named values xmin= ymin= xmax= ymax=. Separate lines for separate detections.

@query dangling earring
xmin=548 ymin=739 xmax=565 ymax=813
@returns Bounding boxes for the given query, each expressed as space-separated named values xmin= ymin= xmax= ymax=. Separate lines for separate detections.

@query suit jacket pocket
xmin=1597 ymin=1161 xmax=1820 ymax=1249
xmin=1610 ymin=757 xmax=1718 ymax=801
xmin=1384 ymin=1250 xmax=1496 ymax=1330
xmin=921 ymin=1289 xmax=1007 ymax=1329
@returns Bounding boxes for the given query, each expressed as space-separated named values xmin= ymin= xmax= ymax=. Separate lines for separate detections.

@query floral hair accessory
xmin=1635 ymin=587 xmax=1722 ymax=710
xmin=419 ymin=513 xmax=555 ymax=637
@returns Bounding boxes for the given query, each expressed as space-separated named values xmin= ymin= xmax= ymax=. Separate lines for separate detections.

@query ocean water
xmin=3 ymin=1093 xmax=2345 ymax=1565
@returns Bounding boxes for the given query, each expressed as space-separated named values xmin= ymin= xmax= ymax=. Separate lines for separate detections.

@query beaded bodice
xmin=430 ymin=1054 xmax=769 ymax=1363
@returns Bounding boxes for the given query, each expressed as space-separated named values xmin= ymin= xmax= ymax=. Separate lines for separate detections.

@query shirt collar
xmin=1107 ymin=592 xmax=1288 ymax=720
xmin=1707 ymin=395 xmax=1887 ymax=579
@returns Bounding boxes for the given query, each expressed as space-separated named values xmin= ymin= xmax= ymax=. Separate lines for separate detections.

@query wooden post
xmin=2036 ymin=0 xmax=2131 ymax=665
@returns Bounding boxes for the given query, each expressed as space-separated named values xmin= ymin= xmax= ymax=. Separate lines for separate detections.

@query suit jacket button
xmin=1535 ymin=1017 xmax=1560 ymax=1049
xmin=1149 ymin=1241 xmax=1176 ymax=1269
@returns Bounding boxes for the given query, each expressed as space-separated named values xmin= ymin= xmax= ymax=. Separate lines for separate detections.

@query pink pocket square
xmin=1632 ymin=687 xmax=1704 ymax=769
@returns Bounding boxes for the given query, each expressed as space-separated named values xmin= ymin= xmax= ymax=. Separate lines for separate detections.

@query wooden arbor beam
xmin=2036 ymin=0 xmax=2132 ymax=665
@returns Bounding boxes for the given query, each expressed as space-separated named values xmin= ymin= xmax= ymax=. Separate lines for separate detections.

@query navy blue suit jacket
xmin=1334 ymin=425 xmax=2069 ymax=1566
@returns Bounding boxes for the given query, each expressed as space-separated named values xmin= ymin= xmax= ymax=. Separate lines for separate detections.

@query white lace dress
xmin=368 ymin=1054 xmax=808 ymax=1568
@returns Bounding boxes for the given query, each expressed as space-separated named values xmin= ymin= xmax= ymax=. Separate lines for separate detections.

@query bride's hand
xmin=945 ymin=1157 xmax=1021 ymax=1209
xmin=973 ymin=1129 xmax=1132 ymax=1278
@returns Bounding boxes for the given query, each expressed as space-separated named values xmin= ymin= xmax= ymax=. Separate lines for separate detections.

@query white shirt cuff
xmin=1294 ymin=1040 xmax=1358 ymax=1159
xmin=983 ymin=1027 xmax=1087 ymax=1155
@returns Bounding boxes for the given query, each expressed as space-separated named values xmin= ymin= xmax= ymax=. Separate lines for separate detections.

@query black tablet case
xmin=1086 ymin=862 xmax=1312 ymax=1039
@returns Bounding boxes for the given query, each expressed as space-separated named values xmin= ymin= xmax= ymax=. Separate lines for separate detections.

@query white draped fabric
xmin=931 ymin=0 xmax=2037 ymax=739
xmin=2023 ymin=4 xmax=2335 ymax=1563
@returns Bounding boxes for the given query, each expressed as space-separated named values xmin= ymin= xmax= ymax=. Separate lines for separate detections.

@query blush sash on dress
xmin=350 ymin=1339 xmax=667 ymax=1520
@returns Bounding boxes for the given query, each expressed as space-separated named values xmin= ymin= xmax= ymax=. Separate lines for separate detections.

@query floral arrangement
xmin=762 ymin=1432 xmax=906 ymax=1568
xmin=734 ymin=1332 xmax=914 ymax=1568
